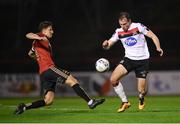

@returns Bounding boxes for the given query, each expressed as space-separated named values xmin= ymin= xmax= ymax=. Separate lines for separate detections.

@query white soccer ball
xmin=95 ymin=58 xmax=110 ymax=72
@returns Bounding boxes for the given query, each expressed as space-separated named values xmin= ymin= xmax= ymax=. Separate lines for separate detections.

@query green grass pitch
xmin=0 ymin=96 xmax=180 ymax=123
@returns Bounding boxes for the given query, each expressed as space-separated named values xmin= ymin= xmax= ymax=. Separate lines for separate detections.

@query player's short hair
xmin=119 ymin=12 xmax=131 ymax=20
xmin=38 ymin=21 xmax=53 ymax=32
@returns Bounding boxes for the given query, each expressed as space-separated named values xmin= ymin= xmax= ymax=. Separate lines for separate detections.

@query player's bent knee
xmin=44 ymin=91 xmax=54 ymax=106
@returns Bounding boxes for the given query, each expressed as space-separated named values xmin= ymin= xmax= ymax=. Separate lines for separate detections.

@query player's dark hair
xmin=119 ymin=12 xmax=131 ymax=20
xmin=38 ymin=21 xmax=53 ymax=32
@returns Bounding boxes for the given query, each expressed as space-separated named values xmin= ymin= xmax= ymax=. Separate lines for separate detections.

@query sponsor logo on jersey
xmin=124 ymin=37 xmax=137 ymax=46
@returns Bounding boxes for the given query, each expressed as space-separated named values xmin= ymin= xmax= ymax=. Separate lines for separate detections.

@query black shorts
xmin=40 ymin=66 xmax=70 ymax=95
xmin=120 ymin=57 xmax=149 ymax=78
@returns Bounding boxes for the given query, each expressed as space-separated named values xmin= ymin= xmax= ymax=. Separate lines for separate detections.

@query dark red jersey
xmin=32 ymin=33 xmax=55 ymax=74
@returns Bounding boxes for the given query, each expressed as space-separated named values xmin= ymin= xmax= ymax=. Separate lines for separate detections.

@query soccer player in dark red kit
xmin=14 ymin=21 xmax=105 ymax=115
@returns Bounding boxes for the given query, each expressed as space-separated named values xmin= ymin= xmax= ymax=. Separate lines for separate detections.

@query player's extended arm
xmin=26 ymin=33 xmax=47 ymax=41
xmin=146 ymin=30 xmax=163 ymax=56
xmin=102 ymin=40 xmax=116 ymax=50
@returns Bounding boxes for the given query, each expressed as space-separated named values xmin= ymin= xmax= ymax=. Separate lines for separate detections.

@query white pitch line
xmin=39 ymin=108 xmax=89 ymax=111
xmin=0 ymin=105 xmax=16 ymax=108
xmin=0 ymin=105 xmax=89 ymax=111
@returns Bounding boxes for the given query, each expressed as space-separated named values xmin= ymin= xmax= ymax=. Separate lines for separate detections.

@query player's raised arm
xmin=26 ymin=33 xmax=47 ymax=41
xmin=146 ymin=30 xmax=164 ymax=56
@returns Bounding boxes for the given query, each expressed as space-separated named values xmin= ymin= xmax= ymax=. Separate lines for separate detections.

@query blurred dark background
xmin=0 ymin=0 xmax=180 ymax=73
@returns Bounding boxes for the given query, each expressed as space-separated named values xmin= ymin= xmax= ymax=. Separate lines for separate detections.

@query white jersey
xmin=110 ymin=22 xmax=150 ymax=60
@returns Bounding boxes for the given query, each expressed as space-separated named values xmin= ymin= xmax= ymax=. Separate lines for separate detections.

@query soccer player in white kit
xmin=102 ymin=12 xmax=163 ymax=112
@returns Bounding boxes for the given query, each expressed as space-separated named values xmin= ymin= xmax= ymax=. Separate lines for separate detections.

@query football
xmin=95 ymin=58 xmax=110 ymax=72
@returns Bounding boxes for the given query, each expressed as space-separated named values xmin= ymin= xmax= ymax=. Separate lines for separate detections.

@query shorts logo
xmin=120 ymin=60 xmax=124 ymax=64
xmin=56 ymin=77 xmax=64 ymax=84
xmin=124 ymin=37 xmax=137 ymax=46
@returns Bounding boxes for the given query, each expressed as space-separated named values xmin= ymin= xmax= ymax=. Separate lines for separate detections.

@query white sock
xmin=114 ymin=82 xmax=128 ymax=103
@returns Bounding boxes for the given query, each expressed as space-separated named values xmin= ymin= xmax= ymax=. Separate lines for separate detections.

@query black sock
xmin=72 ymin=83 xmax=91 ymax=102
xmin=25 ymin=99 xmax=45 ymax=110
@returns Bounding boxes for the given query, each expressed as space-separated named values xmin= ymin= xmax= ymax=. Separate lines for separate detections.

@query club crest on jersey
xmin=124 ymin=37 xmax=137 ymax=46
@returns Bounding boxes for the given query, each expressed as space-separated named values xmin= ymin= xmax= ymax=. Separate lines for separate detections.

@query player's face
xmin=119 ymin=18 xmax=131 ymax=32
xmin=43 ymin=26 xmax=54 ymax=38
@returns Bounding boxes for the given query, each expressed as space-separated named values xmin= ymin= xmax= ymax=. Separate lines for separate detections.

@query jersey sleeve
xmin=109 ymin=29 xmax=119 ymax=42
xmin=137 ymin=23 xmax=149 ymax=35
